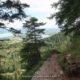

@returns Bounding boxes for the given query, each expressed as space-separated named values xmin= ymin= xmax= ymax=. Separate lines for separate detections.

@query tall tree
xmin=50 ymin=0 xmax=80 ymax=35
xmin=21 ymin=17 xmax=45 ymax=69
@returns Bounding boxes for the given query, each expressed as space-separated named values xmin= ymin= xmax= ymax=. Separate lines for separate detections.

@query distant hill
xmin=44 ymin=28 xmax=60 ymax=35
xmin=0 ymin=28 xmax=60 ymax=39
xmin=18 ymin=28 xmax=60 ymax=39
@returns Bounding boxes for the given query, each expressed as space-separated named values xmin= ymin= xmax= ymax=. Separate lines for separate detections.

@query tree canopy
xmin=0 ymin=0 xmax=29 ymax=33
xmin=51 ymin=0 xmax=80 ymax=35
xmin=0 ymin=0 xmax=29 ymax=21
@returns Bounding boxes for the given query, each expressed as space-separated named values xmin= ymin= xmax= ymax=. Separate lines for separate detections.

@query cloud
xmin=26 ymin=0 xmax=57 ymax=13
xmin=7 ymin=0 xmax=59 ymax=30
xmin=23 ymin=0 xmax=59 ymax=29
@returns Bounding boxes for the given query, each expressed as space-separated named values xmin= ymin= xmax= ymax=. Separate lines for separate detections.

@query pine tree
xmin=21 ymin=17 xmax=45 ymax=69
xmin=50 ymin=0 xmax=80 ymax=35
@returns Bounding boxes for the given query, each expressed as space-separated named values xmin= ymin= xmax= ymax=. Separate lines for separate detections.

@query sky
xmin=25 ymin=0 xmax=59 ymax=29
xmin=7 ymin=0 xmax=59 ymax=30
xmin=0 ymin=0 xmax=60 ymax=38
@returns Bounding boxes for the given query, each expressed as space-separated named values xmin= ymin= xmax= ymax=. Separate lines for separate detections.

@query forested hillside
xmin=0 ymin=38 xmax=23 ymax=80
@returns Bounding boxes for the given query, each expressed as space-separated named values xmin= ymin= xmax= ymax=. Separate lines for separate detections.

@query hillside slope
xmin=44 ymin=32 xmax=70 ymax=52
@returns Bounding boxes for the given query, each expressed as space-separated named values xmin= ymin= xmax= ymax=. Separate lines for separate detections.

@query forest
xmin=0 ymin=0 xmax=80 ymax=80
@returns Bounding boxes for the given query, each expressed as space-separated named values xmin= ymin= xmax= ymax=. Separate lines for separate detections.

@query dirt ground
xmin=32 ymin=53 xmax=69 ymax=80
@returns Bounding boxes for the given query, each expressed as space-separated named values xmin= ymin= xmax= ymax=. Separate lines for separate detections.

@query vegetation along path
xmin=32 ymin=52 xmax=69 ymax=80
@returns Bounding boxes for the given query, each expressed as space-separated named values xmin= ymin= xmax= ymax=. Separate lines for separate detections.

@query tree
xmin=0 ymin=0 xmax=29 ymax=33
xmin=50 ymin=0 xmax=80 ymax=35
xmin=0 ymin=55 xmax=6 ymax=80
xmin=21 ymin=17 xmax=45 ymax=69
xmin=9 ymin=27 xmax=21 ymax=36
xmin=0 ymin=0 xmax=29 ymax=21
xmin=0 ymin=0 xmax=29 ymax=79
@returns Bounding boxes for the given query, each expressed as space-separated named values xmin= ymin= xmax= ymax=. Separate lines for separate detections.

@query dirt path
xmin=32 ymin=53 xmax=69 ymax=80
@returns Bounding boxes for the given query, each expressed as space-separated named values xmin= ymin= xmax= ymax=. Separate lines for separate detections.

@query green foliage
xmin=21 ymin=17 xmax=45 ymax=70
xmin=21 ymin=47 xmax=52 ymax=80
xmin=21 ymin=43 xmax=41 ymax=70
xmin=0 ymin=32 xmax=71 ymax=80
xmin=0 ymin=39 xmax=23 ymax=80
xmin=0 ymin=0 xmax=29 ymax=78
xmin=21 ymin=60 xmax=43 ymax=80
xmin=45 ymin=32 xmax=70 ymax=52
xmin=68 ymin=34 xmax=80 ymax=56
xmin=0 ymin=0 xmax=29 ymax=21
xmin=57 ymin=34 xmax=80 ymax=77
xmin=51 ymin=0 xmax=80 ymax=35
xmin=50 ymin=1 xmax=80 ymax=75
xmin=0 ymin=0 xmax=29 ymax=34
